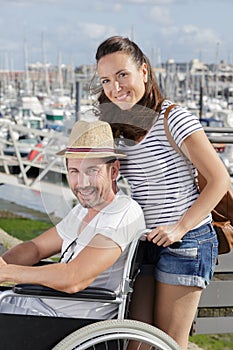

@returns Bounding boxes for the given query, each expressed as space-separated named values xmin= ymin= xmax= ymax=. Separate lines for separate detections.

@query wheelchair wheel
xmin=52 ymin=319 xmax=181 ymax=350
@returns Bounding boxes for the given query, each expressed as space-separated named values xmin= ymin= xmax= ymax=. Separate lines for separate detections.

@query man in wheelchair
xmin=0 ymin=119 xmax=145 ymax=320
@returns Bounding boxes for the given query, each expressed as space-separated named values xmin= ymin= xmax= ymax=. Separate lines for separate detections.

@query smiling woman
xmin=93 ymin=35 xmax=231 ymax=350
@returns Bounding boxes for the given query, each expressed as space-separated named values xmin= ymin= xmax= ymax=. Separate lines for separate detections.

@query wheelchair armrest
xmin=33 ymin=260 xmax=56 ymax=266
xmin=0 ymin=286 xmax=13 ymax=292
xmin=13 ymin=284 xmax=117 ymax=301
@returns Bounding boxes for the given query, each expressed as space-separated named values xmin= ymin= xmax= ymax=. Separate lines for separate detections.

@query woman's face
xmin=97 ymin=52 xmax=148 ymax=110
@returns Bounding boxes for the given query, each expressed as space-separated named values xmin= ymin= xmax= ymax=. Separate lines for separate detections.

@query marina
xmin=0 ymin=1 xmax=232 ymax=347
xmin=1 ymin=58 xmax=233 ymax=218
xmin=0 ymin=120 xmax=75 ymax=219
xmin=0 ymin=58 xmax=233 ymax=346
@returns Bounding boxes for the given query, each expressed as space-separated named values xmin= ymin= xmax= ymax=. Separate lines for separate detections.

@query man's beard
xmin=74 ymin=187 xmax=103 ymax=208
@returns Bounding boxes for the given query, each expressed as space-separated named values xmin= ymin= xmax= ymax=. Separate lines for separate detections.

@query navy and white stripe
xmin=118 ymin=100 xmax=211 ymax=229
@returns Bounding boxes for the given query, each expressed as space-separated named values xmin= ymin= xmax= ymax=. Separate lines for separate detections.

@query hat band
xmin=66 ymin=147 xmax=116 ymax=154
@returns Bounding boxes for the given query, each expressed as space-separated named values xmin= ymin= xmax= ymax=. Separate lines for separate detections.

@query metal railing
xmin=191 ymin=126 xmax=233 ymax=335
xmin=0 ymin=121 xmax=68 ymax=188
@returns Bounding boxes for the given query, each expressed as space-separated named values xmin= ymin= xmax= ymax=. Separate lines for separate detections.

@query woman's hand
xmin=147 ymin=224 xmax=184 ymax=247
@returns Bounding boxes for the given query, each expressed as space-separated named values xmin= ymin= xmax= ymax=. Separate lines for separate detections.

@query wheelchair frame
xmin=0 ymin=231 xmax=181 ymax=350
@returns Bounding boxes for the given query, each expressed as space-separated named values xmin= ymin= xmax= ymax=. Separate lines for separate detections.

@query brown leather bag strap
xmin=164 ymin=104 xmax=178 ymax=119
xmin=164 ymin=104 xmax=181 ymax=156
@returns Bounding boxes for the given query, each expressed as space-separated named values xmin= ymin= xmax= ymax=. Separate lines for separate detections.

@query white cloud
xmin=0 ymin=0 xmax=231 ymax=68
xmin=81 ymin=23 xmax=116 ymax=40
xmin=112 ymin=3 xmax=122 ymax=11
xmin=149 ymin=5 xmax=173 ymax=26
xmin=127 ymin=0 xmax=175 ymax=4
xmin=0 ymin=0 xmax=64 ymax=3
xmin=176 ymin=25 xmax=221 ymax=49
xmin=160 ymin=25 xmax=179 ymax=37
xmin=158 ymin=24 xmax=222 ymax=61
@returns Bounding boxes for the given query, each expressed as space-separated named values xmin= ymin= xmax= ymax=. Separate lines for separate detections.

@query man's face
xmin=67 ymin=157 xmax=119 ymax=209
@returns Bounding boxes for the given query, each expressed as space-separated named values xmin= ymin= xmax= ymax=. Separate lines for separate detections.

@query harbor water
xmin=0 ymin=182 xmax=75 ymax=223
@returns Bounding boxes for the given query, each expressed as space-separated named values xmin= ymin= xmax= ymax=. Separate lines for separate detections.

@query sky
xmin=0 ymin=0 xmax=232 ymax=70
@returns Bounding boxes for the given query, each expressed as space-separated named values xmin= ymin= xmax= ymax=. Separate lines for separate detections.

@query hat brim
xmin=56 ymin=149 xmax=126 ymax=159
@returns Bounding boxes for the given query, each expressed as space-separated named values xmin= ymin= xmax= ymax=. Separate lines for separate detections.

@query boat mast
xmin=23 ymin=35 xmax=30 ymax=95
xmin=41 ymin=31 xmax=51 ymax=96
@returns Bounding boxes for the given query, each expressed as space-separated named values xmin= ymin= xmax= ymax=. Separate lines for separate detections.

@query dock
xmin=0 ymin=121 xmax=76 ymax=218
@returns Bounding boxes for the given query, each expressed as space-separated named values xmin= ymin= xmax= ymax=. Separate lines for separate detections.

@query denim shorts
xmin=141 ymin=223 xmax=218 ymax=289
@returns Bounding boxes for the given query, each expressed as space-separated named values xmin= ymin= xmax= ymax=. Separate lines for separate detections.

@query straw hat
xmin=57 ymin=120 xmax=126 ymax=159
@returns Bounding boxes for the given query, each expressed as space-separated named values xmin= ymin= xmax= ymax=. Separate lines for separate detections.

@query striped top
xmin=118 ymin=100 xmax=212 ymax=229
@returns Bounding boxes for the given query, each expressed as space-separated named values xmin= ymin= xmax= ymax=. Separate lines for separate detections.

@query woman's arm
xmin=179 ymin=129 xmax=231 ymax=232
xmin=148 ymin=129 xmax=231 ymax=246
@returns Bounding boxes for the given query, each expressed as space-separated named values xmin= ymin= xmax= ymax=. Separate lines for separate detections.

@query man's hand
xmin=0 ymin=257 xmax=7 ymax=267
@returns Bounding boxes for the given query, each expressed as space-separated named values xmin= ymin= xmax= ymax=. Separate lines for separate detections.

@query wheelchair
xmin=0 ymin=231 xmax=181 ymax=350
